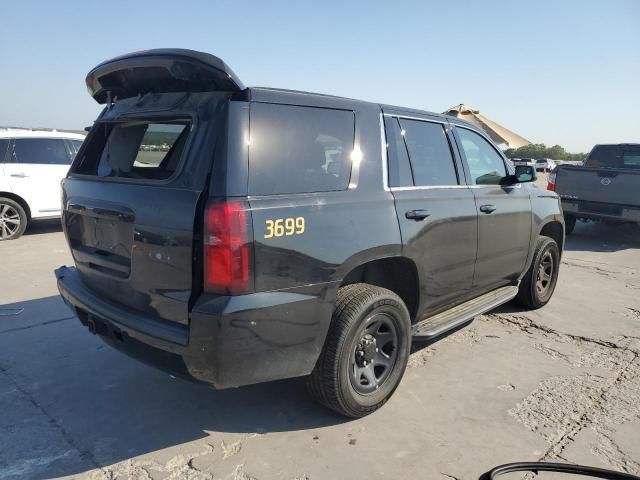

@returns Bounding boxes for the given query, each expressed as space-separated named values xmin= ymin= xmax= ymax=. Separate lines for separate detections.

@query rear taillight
xmin=547 ymin=171 xmax=556 ymax=191
xmin=203 ymin=200 xmax=252 ymax=294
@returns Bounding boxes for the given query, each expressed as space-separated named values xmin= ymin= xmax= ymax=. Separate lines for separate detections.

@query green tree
xmin=503 ymin=144 xmax=586 ymax=162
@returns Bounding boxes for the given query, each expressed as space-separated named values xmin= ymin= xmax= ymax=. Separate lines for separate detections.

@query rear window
xmin=248 ymin=103 xmax=354 ymax=195
xmin=585 ymin=145 xmax=640 ymax=169
xmin=74 ymin=121 xmax=190 ymax=180
xmin=585 ymin=146 xmax=617 ymax=168
xmin=13 ymin=138 xmax=72 ymax=165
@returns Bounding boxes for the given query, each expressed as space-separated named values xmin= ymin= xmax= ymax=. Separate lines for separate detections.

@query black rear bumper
xmin=55 ymin=266 xmax=335 ymax=388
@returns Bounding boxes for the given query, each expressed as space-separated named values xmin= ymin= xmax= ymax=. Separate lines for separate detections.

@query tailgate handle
xmin=597 ymin=171 xmax=618 ymax=178
xmin=405 ymin=209 xmax=431 ymax=221
xmin=480 ymin=204 xmax=497 ymax=214
xmin=9 ymin=172 xmax=28 ymax=178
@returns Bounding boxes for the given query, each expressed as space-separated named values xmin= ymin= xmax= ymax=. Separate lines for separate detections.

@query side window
xmin=13 ymin=138 xmax=72 ymax=165
xmin=70 ymin=139 xmax=84 ymax=158
xmin=456 ymin=128 xmax=507 ymax=185
xmin=0 ymin=139 xmax=9 ymax=163
xmin=384 ymin=116 xmax=413 ymax=187
xmin=249 ymin=103 xmax=354 ymax=195
xmin=622 ymin=149 xmax=640 ymax=169
xmin=398 ymin=119 xmax=458 ymax=186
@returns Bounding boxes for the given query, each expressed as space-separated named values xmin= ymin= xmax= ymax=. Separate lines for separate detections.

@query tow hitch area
xmin=76 ymin=308 xmax=126 ymax=343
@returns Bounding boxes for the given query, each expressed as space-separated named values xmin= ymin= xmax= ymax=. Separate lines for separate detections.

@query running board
xmin=412 ymin=286 xmax=519 ymax=340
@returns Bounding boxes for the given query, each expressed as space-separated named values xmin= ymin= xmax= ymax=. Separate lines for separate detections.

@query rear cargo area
xmin=62 ymin=92 xmax=230 ymax=326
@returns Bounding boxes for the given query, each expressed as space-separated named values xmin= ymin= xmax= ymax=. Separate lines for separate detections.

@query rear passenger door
xmin=6 ymin=138 xmax=73 ymax=217
xmin=386 ymin=114 xmax=478 ymax=315
xmin=452 ymin=126 xmax=532 ymax=290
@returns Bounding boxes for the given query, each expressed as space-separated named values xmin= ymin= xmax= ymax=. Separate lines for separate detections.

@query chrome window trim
xmin=390 ymin=185 xmax=469 ymax=191
xmin=380 ymin=112 xmax=390 ymax=191
xmin=390 ymin=183 xmax=521 ymax=191
xmin=383 ymin=113 xmax=447 ymax=124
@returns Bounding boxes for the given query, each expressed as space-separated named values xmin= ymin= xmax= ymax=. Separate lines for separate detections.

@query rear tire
xmin=307 ymin=283 xmax=411 ymax=418
xmin=564 ymin=214 xmax=576 ymax=235
xmin=515 ymin=236 xmax=560 ymax=309
xmin=0 ymin=197 xmax=27 ymax=241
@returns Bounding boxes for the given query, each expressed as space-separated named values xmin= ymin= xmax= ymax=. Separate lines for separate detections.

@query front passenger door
xmin=453 ymin=126 xmax=532 ymax=291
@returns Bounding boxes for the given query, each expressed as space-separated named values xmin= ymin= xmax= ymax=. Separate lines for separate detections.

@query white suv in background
xmin=0 ymin=129 xmax=85 ymax=240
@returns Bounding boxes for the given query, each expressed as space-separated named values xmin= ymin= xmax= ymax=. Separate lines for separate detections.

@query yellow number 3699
xmin=264 ymin=217 xmax=305 ymax=238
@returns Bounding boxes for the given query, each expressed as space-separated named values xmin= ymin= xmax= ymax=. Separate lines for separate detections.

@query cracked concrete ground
xmin=1 ymin=218 xmax=639 ymax=480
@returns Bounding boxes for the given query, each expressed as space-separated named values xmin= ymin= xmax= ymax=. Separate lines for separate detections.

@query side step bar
xmin=412 ymin=286 xmax=519 ymax=340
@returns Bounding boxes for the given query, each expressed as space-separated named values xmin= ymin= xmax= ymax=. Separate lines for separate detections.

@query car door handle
xmin=405 ymin=209 xmax=431 ymax=220
xmin=10 ymin=173 xmax=29 ymax=178
xmin=479 ymin=204 xmax=497 ymax=214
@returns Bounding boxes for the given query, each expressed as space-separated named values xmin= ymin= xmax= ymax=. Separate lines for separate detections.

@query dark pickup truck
xmin=549 ymin=144 xmax=640 ymax=234
xmin=55 ymin=49 xmax=564 ymax=417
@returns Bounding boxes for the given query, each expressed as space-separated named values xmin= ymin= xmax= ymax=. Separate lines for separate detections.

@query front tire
xmin=0 ymin=198 xmax=27 ymax=241
xmin=307 ymin=283 xmax=411 ymax=418
xmin=515 ymin=236 xmax=560 ymax=309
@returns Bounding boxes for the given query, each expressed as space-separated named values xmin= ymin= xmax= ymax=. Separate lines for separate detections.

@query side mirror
xmin=513 ymin=165 xmax=537 ymax=183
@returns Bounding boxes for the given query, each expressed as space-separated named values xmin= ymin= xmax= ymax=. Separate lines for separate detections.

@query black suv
xmin=56 ymin=49 xmax=564 ymax=417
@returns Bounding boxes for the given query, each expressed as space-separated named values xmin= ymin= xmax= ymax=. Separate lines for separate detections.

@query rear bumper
xmin=561 ymin=200 xmax=640 ymax=223
xmin=55 ymin=266 xmax=336 ymax=388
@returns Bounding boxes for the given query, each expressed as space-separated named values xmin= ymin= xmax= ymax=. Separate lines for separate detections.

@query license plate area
xmin=66 ymin=211 xmax=134 ymax=277
xmin=578 ymin=202 xmax=622 ymax=216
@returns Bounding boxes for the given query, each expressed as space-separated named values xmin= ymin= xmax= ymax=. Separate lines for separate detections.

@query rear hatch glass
xmin=74 ymin=121 xmax=190 ymax=180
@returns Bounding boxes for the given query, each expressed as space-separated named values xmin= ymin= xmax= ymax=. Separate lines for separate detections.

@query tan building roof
xmin=444 ymin=104 xmax=531 ymax=149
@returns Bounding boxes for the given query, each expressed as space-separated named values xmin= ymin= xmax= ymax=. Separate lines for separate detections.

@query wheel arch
xmin=338 ymin=255 xmax=420 ymax=323
xmin=539 ymin=219 xmax=564 ymax=254
xmin=0 ymin=191 xmax=31 ymax=220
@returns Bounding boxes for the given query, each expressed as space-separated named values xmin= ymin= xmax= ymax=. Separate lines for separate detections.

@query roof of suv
xmin=0 ymin=128 xmax=86 ymax=140
xmin=247 ymin=86 xmax=474 ymax=129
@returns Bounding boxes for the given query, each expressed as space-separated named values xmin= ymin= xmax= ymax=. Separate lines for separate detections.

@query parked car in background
xmin=535 ymin=158 xmax=555 ymax=172
xmin=0 ymin=129 xmax=85 ymax=240
xmin=548 ymin=143 xmax=640 ymax=234
xmin=512 ymin=157 xmax=536 ymax=168
xmin=56 ymin=49 xmax=564 ymax=418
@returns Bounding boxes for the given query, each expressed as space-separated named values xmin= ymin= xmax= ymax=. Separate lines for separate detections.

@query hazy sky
xmin=1 ymin=0 xmax=638 ymax=152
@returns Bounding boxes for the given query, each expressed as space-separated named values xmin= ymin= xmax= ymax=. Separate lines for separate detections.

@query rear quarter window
xmin=248 ymin=103 xmax=354 ymax=195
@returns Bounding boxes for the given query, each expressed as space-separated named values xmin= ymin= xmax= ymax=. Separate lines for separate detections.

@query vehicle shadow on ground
xmin=0 ymin=296 xmax=349 ymax=478
xmin=25 ymin=218 xmax=62 ymax=236
xmin=564 ymin=221 xmax=640 ymax=253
